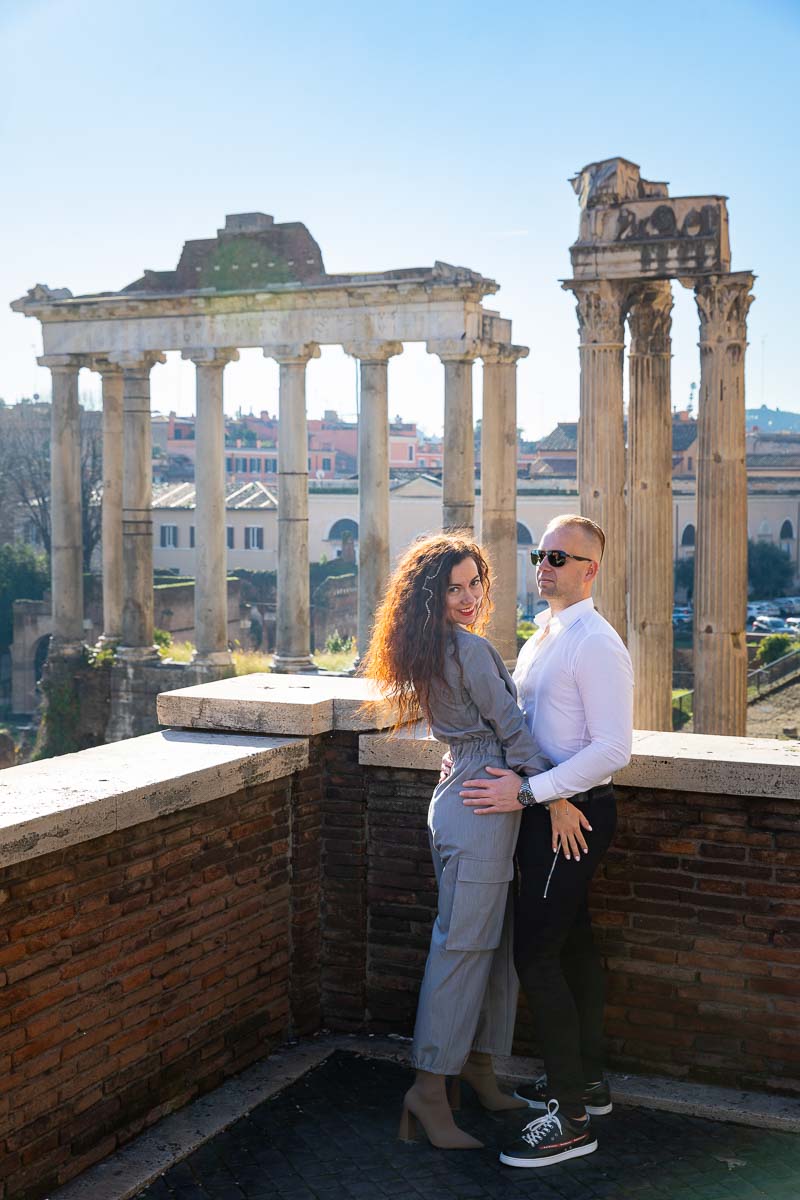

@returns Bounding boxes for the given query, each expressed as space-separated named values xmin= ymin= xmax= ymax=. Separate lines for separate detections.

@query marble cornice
xmin=12 ymin=276 xmax=498 ymax=324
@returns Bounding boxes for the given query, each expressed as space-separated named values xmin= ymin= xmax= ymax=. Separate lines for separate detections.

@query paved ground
xmin=133 ymin=1051 xmax=800 ymax=1200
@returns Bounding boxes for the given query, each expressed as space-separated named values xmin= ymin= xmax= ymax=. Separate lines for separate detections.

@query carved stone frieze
xmin=693 ymin=273 xmax=756 ymax=346
xmin=628 ymin=282 xmax=673 ymax=356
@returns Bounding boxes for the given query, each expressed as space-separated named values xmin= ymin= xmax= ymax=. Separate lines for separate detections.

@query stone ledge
xmin=157 ymin=672 xmax=392 ymax=736
xmin=359 ymin=726 xmax=800 ymax=800
xmin=0 ymin=730 xmax=307 ymax=869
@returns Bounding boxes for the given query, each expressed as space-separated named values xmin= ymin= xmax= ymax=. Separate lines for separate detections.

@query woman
xmin=361 ymin=532 xmax=548 ymax=1150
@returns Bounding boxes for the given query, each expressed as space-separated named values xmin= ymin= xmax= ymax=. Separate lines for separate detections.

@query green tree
xmin=747 ymin=539 xmax=793 ymax=600
xmin=755 ymin=632 xmax=795 ymax=666
xmin=674 ymin=555 xmax=694 ymax=599
xmin=0 ymin=542 xmax=49 ymax=647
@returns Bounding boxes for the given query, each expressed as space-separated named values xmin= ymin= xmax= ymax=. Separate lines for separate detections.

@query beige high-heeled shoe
xmin=398 ymin=1070 xmax=483 ymax=1149
xmin=457 ymin=1051 xmax=528 ymax=1111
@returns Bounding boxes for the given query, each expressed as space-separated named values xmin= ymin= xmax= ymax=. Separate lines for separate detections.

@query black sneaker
xmin=513 ymin=1074 xmax=612 ymax=1116
xmin=499 ymin=1100 xmax=598 ymax=1168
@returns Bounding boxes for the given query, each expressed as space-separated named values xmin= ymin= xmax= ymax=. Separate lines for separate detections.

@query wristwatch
xmin=518 ymin=778 xmax=537 ymax=807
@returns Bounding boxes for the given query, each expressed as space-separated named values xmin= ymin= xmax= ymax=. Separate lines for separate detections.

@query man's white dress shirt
xmin=513 ymin=597 xmax=634 ymax=805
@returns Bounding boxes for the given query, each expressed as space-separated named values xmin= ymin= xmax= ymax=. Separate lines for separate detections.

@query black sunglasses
xmin=531 ymin=548 xmax=594 ymax=568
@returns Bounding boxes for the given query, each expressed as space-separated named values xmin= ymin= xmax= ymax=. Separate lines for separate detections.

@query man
xmin=460 ymin=514 xmax=633 ymax=1169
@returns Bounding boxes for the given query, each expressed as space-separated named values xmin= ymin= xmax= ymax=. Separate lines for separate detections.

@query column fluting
xmin=563 ymin=280 xmax=630 ymax=641
xmin=692 ymin=272 xmax=755 ymax=735
xmin=480 ymin=342 xmax=528 ymax=662
xmin=627 ymin=282 xmax=673 ymax=730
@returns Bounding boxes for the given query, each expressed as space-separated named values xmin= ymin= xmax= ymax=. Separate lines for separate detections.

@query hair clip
xmin=422 ymin=557 xmax=445 ymax=632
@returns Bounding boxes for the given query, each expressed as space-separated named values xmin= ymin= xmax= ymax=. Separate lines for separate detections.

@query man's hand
xmin=439 ymin=751 xmax=454 ymax=783
xmin=461 ymin=766 xmax=523 ymax=815
xmin=549 ymin=799 xmax=592 ymax=860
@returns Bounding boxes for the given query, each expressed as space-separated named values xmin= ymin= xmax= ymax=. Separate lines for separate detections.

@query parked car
xmin=786 ymin=616 xmax=800 ymax=631
xmin=752 ymin=616 xmax=794 ymax=635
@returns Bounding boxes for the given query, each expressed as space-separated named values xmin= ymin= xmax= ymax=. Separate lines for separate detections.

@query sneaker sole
xmin=513 ymin=1092 xmax=613 ymax=1117
xmin=500 ymin=1139 xmax=599 ymax=1168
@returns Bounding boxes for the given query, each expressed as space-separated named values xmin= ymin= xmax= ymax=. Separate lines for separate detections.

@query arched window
xmin=680 ymin=523 xmax=695 ymax=547
xmin=758 ymin=519 xmax=772 ymax=542
xmin=328 ymin=518 xmax=359 ymax=542
xmin=516 ymin=522 xmax=533 ymax=546
xmin=780 ymin=519 xmax=794 ymax=541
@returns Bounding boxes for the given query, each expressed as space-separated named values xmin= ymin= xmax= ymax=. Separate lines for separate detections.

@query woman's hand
xmin=549 ymin=799 xmax=592 ymax=860
xmin=439 ymin=751 xmax=454 ymax=783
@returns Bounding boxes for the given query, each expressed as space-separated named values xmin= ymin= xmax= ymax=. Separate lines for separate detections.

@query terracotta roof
xmin=534 ymin=423 xmax=578 ymax=451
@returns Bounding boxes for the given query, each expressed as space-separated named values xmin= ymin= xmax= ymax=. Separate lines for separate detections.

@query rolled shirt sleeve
xmin=459 ymin=637 xmax=550 ymax=777
xmin=528 ymin=633 xmax=634 ymax=804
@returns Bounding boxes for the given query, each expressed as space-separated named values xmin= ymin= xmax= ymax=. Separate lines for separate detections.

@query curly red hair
xmin=359 ymin=531 xmax=493 ymax=732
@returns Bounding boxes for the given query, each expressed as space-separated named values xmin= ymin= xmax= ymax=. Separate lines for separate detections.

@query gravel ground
xmin=747 ymin=678 xmax=800 ymax=738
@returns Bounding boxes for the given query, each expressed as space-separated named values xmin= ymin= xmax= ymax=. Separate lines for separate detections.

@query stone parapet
xmin=156 ymin=672 xmax=392 ymax=736
xmin=0 ymin=729 xmax=307 ymax=869
xmin=359 ymin=725 xmax=800 ymax=801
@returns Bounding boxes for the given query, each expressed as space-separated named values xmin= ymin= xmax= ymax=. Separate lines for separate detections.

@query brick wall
xmin=357 ymin=763 xmax=800 ymax=1095
xmin=4 ymin=733 xmax=798 ymax=1200
xmin=0 ymin=775 xmax=299 ymax=1200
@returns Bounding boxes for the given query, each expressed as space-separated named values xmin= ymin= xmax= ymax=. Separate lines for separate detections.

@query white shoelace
xmin=522 ymin=1099 xmax=562 ymax=1147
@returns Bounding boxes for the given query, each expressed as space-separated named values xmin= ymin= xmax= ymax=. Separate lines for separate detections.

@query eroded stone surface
xmin=359 ymin=725 xmax=800 ymax=799
xmin=157 ymin=672 xmax=394 ymax=735
xmin=0 ymin=729 xmax=307 ymax=867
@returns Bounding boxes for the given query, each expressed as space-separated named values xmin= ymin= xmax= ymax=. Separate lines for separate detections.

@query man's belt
xmin=570 ymin=782 xmax=615 ymax=804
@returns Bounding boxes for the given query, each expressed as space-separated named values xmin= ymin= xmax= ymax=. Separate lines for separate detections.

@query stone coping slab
xmin=360 ymin=725 xmax=800 ymax=800
xmin=157 ymin=672 xmax=393 ymax=736
xmin=0 ymin=730 xmax=307 ymax=869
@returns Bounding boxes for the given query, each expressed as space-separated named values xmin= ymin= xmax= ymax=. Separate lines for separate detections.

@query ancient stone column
xmin=111 ymin=351 xmax=165 ymax=659
xmin=344 ymin=341 xmax=403 ymax=659
xmin=427 ymin=340 xmax=480 ymax=530
xmin=91 ymin=359 xmax=124 ymax=645
xmin=183 ymin=348 xmax=239 ymax=664
xmin=38 ymin=355 xmax=85 ymax=651
xmin=481 ymin=342 xmax=529 ymax=662
xmin=692 ymin=272 xmax=755 ymax=735
xmin=627 ymin=283 xmax=673 ymax=730
xmin=265 ymin=343 xmax=320 ymax=672
xmin=563 ymin=279 xmax=630 ymax=640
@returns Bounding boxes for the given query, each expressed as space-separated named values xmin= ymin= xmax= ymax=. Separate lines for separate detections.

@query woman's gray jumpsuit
xmin=410 ymin=626 xmax=548 ymax=1075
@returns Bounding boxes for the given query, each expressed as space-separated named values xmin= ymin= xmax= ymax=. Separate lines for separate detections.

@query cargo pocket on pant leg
xmin=445 ymin=858 xmax=515 ymax=951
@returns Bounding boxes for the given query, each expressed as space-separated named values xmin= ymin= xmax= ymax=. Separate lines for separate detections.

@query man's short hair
xmin=545 ymin=514 xmax=606 ymax=561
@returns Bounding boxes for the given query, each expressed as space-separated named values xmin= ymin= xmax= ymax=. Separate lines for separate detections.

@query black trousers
xmin=514 ymin=788 xmax=617 ymax=1114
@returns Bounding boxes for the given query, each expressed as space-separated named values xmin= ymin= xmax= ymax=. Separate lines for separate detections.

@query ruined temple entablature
xmin=569 ymin=157 xmax=730 ymax=280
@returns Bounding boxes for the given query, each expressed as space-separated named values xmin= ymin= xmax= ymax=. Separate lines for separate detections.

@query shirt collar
xmin=534 ymin=596 xmax=595 ymax=633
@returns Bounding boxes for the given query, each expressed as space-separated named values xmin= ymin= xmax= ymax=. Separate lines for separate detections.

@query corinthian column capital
xmin=693 ymin=272 xmax=756 ymax=346
xmin=342 ymin=340 xmax=403 ymax=363
xmin=181 ymin=347 xmax=240 ymax=368
xmin=628 ymin=281 xmax=673 ymax=357
xmin=263 ymin=342 xmax=320 ymax=365
xmin=562 ymin=279 xmax=630 ymax=347
xmin=479 ymin=342 xmax=529 ymax=366
xmin=426 ymin=338 xmax=481 ymax=363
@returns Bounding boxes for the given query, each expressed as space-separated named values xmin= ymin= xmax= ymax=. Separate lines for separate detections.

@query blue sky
xmin=2 ymin=0 xmax=798 ymax=438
